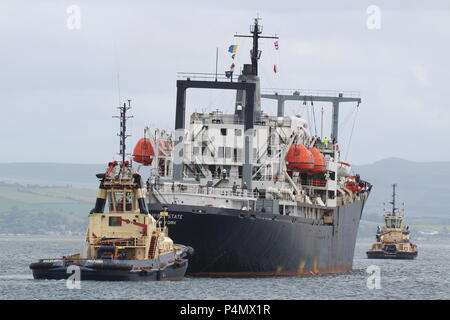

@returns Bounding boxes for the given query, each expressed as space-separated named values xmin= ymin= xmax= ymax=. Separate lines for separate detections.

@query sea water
xmin=0 ymin=235 xmax=448 ymax=300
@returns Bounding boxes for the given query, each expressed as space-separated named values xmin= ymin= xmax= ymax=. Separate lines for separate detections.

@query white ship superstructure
xmin=144 ymin=107 xmax=369 ymax=216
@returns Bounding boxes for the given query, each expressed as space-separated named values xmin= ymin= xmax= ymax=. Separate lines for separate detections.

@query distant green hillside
xmin=1 ymin=158 xmax=448 ymax=217
xmin=0 ymin=181 xmax=95 ymax=216
xmin=0 ymin=162 xmax=104 ymax=188
xmin=0 ymin=181 xmax=95 ymax=234
xmin=0 ymin=206 xmax=87 ymax=234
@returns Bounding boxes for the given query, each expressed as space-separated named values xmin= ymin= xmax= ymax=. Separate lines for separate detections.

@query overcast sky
xmin=1 ymin=0 xmax=449 ymax=165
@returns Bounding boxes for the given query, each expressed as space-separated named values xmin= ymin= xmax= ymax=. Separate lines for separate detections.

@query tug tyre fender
xmin=29 ymin=262 xmax=55 ymax=270
xmin=181 ymin=246 xmax=194 ymax=259
xmin=89 ymin=263 xmax=133 ymax=271
xmin=186 ymin=246 xmax=194 ymax=257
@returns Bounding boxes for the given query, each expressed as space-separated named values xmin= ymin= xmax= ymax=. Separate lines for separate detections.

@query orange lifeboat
xmin=285 ymin=144 xmax=314 ymax=171
xmin=309 ymin=147 xmax=326 ymax=173
xmin=345 ymin=176 xmax=362 ymax=192
xmin=132 ymin=138 xmax=154 ymax=165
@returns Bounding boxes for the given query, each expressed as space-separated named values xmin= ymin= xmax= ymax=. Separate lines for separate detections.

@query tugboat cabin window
xmin=107 ymin=192 xmax=114 ymax=211
xmin=386 ymin=218 xmax=400 ymax=228
xmin=113 ymin=192 xmax=125 ymax=212
xmin=125 ymin=192 xmax=133 ymax=211
xmin=109 ymin=216 xmax=122 ymax=226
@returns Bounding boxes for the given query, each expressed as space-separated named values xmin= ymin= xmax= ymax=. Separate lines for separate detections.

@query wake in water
xmin=0 ymin=274 xmax=34 ymax=280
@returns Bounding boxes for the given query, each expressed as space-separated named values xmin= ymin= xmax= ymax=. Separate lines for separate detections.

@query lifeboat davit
xmin=309 ymin=147 xmax=326 ymax=173
xmin=132 ymin=138 xmax=154 ymax=165
xmin=285 ymin=144 xmax=314 ymax=171
xmin=157 ymin=140 xmax=172 ymax=157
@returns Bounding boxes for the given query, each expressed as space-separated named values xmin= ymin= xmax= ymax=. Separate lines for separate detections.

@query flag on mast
xmin=274 ymin=41 xmax=279 ymax=50
xmin=273 ymin=64 xmax=277 ymax=73
xmin=228 ymin=45 xmax=238 ymax=53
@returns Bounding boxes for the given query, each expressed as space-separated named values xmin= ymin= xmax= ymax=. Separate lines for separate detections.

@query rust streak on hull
xmin=188 ymin=263 xmax=352 ymax=277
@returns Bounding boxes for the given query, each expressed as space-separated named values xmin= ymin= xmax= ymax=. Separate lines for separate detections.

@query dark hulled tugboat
xmin=366 ymin=184 xmax=418 ymax=260
xmin=30 ymin=102 xmax=192 ymax=281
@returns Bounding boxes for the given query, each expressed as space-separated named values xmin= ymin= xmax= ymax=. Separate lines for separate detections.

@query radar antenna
xmin=234 ymin=15 xmax=279 ymax=75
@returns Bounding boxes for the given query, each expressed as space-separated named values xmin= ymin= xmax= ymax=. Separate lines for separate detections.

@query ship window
xmin=235 ymin=129 xmax=242 ymax=136
xmin=109 ymin=216 xmax=122 ymax=227
xmin=202 ymin=142 xmax=209 ymax=156
xmin=218 ymin=147 xmax=225 ymax=158
xmin=221 ymin=128 xmax=227 ymax=136
xmin=113 ymin=192 xmax=124 ymax=212
xmin=125 ymin=192 xmax=133 ymax=211
xmin=107 ymin=192 xmax=114 ymax=211
xmin=386 ymin=218 xmax=396 ymax=228
xmin=193 ymin=146 xmax=199 ymax=155
xmin=225 ymin=147 xmax=232 ymax=159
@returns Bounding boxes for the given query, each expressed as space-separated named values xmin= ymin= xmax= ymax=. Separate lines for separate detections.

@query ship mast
xmin=390 ymin=183 xmax=398 ymax=216
xmin=234 ymin=15 xmax=279 ymax=75
xmin=113 ymin=100 xmax=133 ymax=165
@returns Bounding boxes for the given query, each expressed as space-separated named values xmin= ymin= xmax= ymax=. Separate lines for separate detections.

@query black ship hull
xmin=149 ymin=199 xmax=367 ymax=276
xmin=30 ymin=259 xmax=188 ymax=281
xmin=366 ymin=250 xmax=417 ymax=260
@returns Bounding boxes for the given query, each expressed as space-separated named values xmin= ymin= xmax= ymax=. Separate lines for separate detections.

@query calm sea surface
xmin=0 ymin=235 xmax=448 ymax=300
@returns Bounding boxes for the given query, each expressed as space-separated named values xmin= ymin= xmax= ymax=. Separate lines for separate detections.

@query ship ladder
xmin=148 ymin=234 xmax=158 ymax=259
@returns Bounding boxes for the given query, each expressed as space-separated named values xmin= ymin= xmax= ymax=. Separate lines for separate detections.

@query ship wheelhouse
xmin=385 ymin=214 xmax=403 ymax=229
xmin=84 ymin=162 xmax=177 ymax=262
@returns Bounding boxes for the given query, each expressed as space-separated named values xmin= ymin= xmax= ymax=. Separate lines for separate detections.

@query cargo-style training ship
xmin=133 ymin=17 xmax=372 ymax=276
xmin=30 ymin=103 xmax=191 ymax=281
xmin=367 ymin=184 xmax=418 ymax=260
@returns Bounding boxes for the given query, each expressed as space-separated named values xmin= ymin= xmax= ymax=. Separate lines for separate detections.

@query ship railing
xmin=94 ymin=237 xmax=146 ymax=247
xmin=156 ymin=183 xmax=258 ymax=199
xmin=36 ymin=258 xmax=129 ymax=266
xmin=155 ymin=182 xmax=302 ymax=202
xmin=261 ymin=88 xmax=361 ymax=98
xmin=177 ymin=72 xmax=232 ymax=82
xmin=300 ymin=179 xmax=327 ymax=187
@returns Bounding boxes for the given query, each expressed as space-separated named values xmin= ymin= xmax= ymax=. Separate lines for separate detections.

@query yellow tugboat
xmin=30 ymin=102 xmax=192 ymax=281
xmin=366 ymin=184 xmax=418 ymax=260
